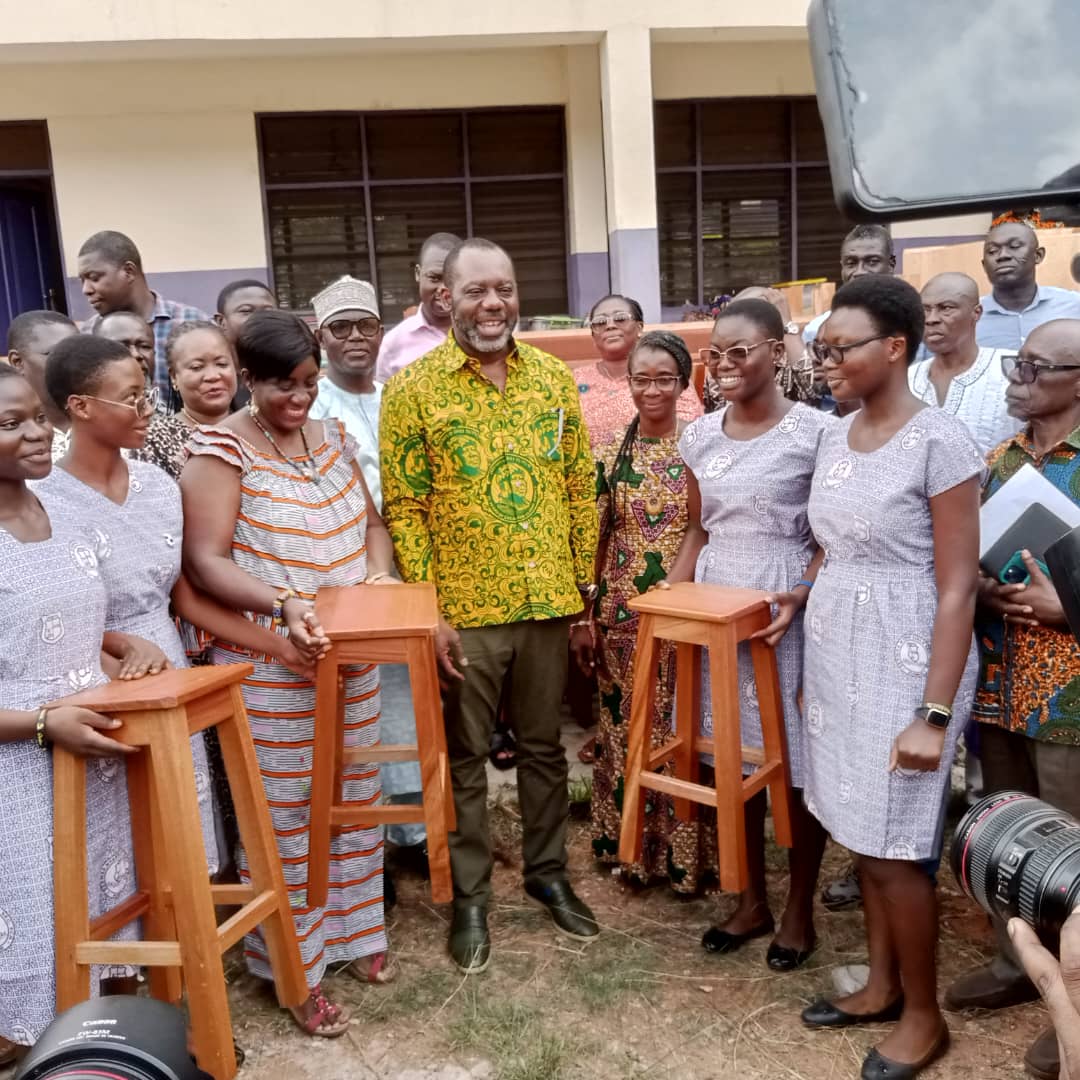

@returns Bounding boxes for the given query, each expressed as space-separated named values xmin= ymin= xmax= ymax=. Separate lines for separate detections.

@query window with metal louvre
xmin=655 ymin=99 xmax=852 ymax=308
xmin=258 ymin=109 xmax=568 ymax=322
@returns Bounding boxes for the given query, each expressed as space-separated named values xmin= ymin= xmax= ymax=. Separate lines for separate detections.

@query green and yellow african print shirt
xmin=380 ymin=334 xmax=599 ymax=628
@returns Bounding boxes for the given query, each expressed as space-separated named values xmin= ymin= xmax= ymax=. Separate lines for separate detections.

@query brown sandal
xmin=289 ymin=984 xmax=351 ymax=1037
xmin=577 ymin=736 xmax=597 ymax=765
xmin=344 ymin=952 xmax=397 ymax=984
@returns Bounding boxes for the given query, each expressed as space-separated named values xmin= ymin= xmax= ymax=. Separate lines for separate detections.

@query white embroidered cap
xmin=311 ymin=275 xmax=380 ymax=328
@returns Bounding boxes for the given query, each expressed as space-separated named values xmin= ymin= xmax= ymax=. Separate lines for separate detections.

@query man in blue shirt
xmin=978 ymin=222 xmax=1080 ymax=350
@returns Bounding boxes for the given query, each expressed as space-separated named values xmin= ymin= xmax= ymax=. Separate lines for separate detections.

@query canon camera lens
xmin=952 ymin=791 xmax=1080 ymax=945
xmin=15 ymin=996 xmax=211 ymax=1080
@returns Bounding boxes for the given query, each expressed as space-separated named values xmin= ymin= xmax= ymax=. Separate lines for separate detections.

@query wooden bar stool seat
xmin=310 ymin=582 xmax=455 ymax=909
xmin=617 ymin=582 xmax=794 ymax=893
xmin=52 ymin=665 xmax=308 ymax=1080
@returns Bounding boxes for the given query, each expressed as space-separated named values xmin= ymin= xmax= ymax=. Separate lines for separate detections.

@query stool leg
xmin=217 ymin=686 xmax=308 ymax=1010
xmin=53 ymin=748 xmax=91 ymax=1012
xmin=617 ymin=613 xmax=660 ymax=866
xmin=672 ymin=642 xmax=702 ymax=821
xmin=126 ymin=750 xmax=183 ymax=1004
xmin=707 ymin=625 xmax=750 ymax=894
xmin=152 ymin=708 xmax=236 ymax=1080
xmin=406 ymin=637 xmax=454 ymax=905
xmin=308 ymin=649 xmax=339 ymax=911
xmin=749 ymin=632 xmax=794 ymax=849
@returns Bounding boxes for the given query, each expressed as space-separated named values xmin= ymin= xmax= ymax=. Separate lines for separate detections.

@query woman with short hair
xmin=181 ymin=310 xmax=400 ymax=1036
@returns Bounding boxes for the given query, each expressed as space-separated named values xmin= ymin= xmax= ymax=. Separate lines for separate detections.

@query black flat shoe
xmin=449 ymin=905 xmax=491 ymax=974
xmin=801 ymin=995 xmax=905 ymax=1029
xmin=861 ymin=1027 xmax=949 ymax=1079
xmin=701 ymin=921 xmax=775 ymax=954
xmin=766 ymin=937 xmax=816 ymax=972
xmin=524 ymin=879 xmax=599 ymax=940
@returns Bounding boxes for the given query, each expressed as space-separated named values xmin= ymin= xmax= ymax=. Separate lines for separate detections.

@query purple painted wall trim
xmin=65 ymin=266 xmax=271 ymax=321
xmin=567 ymin=251 xmax=610 ymax=319
xmin=609 ymin=228 xmax=661 ymax=324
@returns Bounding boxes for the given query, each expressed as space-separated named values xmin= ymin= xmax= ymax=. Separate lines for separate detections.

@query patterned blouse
xmin=380 ymin=334 xmax=598 ymax=628
xmin=974 ymin=426 xmax=1080 ymax=745
xmin=129 ymin=413 xmax=194 ymax=481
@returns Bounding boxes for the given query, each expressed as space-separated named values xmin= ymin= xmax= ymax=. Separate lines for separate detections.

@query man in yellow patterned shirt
xmin=381 ymin=238 xmax=600 ymax=973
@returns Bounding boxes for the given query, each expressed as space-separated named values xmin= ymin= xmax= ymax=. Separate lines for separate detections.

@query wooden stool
xmin=310 ymin=582 xmax=455 ymax=909
xmin=617 ymin=582 xmax=794 ymax=893
xmin=52 ymin=665 xmax=308 ymax=1080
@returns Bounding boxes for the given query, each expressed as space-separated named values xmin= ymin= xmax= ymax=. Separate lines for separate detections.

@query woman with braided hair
xmin=572 ymin=330 xmax=715 ymax=892
xmin=667 ymin=297 xmax=832 ymax=970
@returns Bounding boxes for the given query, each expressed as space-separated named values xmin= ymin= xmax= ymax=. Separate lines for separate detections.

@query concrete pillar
xmin=600 ymin=24 xmax=661 ymax=322
xmin=564 ymin=45 xmax=610 ymax=319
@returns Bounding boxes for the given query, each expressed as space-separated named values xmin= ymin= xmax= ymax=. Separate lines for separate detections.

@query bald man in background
xmin=909 ymin=272 xmax=1022 ymax=454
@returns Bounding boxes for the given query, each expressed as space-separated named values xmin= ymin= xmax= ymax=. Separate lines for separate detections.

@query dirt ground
xmin=220 ymin=783 xmax=1046 ymax=1080
xmin=4 ymin=732 xmax=1049 ymax=1080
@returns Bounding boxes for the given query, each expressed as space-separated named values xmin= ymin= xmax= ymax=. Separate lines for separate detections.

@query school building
xmin=0 ymin=0 xmax=987 ymax=340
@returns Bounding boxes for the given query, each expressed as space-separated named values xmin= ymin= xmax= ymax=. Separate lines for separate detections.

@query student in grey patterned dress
xmin=37 ymin=337 xmax=315 ymax=879
xmin=0 ymin=366 xmax=140 ymax=1058
xmin=668 ymin=298 xmax=831 ymax=972
xmin=798 ymin=277 xmax=983 ymax=1080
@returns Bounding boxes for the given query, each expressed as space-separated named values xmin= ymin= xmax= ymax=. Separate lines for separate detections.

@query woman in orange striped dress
xmin=180 ymin=310 xmax=399 ymax=1037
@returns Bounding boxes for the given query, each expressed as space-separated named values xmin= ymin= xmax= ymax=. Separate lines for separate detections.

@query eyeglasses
xmin=82 ymin=385 xmax=160 ymax=418
xmin=627 ymin=374 xmax=681 ymax=393
xmin=811 ymin=335 xmax=890 ymax=365
xmin=589 ymin=312 xmax=638 ymax=330
xmin=698 ymin=340 xmax=778 ymax=367
xmin=325 ymin=317 xmax=381 ymax=341
xmin=1001 ymin=354 xmax=1080 ymax=384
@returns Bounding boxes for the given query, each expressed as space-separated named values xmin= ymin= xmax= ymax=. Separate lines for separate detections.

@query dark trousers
xmin=979 ymin=723 xmax=1080 ymax=972
xmin=442 ymin=616 xmax=572 ymax=907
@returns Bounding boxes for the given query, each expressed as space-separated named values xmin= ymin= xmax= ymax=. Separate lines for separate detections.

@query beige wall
xmin=2 ymin=1 xmax=810 ymax=52
xmin=0 ymin=48 xmax=569 ymax=275
xmin=652 ymin=40 xmax=816 ymax=98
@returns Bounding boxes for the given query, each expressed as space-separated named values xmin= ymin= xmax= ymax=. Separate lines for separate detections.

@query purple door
xmin=0 ymin=182 xmax=66 ymax=346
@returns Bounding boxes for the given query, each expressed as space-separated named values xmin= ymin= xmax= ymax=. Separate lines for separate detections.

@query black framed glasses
xmin=627 ymin=374 xmax=681 ymax=392
xmin=698 ymin=340 xmax=778 ymax=367
xmin=325 ymin=317 xmax=381 ymax=341
xmin=588 ymin=312 xmax=638 ymax=330
xmin=1001 ymin=354 xmax=1080 ymax=384
xmin=811 ymin=334 xmax=890 ymax=365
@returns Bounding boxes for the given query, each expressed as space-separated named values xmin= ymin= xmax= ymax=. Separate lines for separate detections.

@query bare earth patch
xmin=220 ymin=792 xmax=1047 ymax=1080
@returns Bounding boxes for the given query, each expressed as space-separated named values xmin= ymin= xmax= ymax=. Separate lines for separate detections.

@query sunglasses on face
xmin=325 ymin=317 xmax=381 ymax=341
xmin=589 ymin=312 xmax=638 ymax=330
xmin=698 ymin=340 xmax=778 ymax=367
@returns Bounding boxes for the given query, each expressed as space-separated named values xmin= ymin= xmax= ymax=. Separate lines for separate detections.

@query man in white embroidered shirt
xmin=909 ymin=272 xmax=1022 ymax=453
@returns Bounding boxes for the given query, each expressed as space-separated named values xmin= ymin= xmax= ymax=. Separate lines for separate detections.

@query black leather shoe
xmin=861 ymin=1027 xmax=949 ymax=1079
xmin=524 ymin=879 xmax=599 ymax=940
xmin=702 ymin=921 xmax=774 ymax=955
xmin=801 ymin=995 xmax=905 ymax=1029
xmin=766 ymin=936 xmax=816 ymax=972
xmin=449 ymin=905 xmax=490 ymax=974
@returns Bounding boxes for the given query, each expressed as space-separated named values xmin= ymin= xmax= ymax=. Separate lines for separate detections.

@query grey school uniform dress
xmin=801 ymin=408 xmax=984 ymax=860
xmin=37 ymin=460 xmax=218 ymax=873
xmin=0 ymin=512 xmax=137 ymax=1045
xmin=678 ymin=402 xmax=832 ymax=787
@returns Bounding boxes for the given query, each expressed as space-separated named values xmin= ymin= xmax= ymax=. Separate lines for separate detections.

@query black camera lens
xmin=15 ymin=997 xmax=211 ymax=1080
xmin=1001 ymin=564 xmax=1029 ymax=584
xmin=952 ymin=791 xmax=1080 ymax=945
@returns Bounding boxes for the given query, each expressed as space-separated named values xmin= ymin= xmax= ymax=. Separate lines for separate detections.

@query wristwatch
xmin=915 ymin=702 xmax=952 ymax=730
xmin=784 ymin=320 xmax=801 ymax=336
xmin=578 ymin=582 xmax=599 ymax=604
